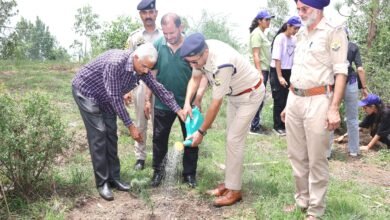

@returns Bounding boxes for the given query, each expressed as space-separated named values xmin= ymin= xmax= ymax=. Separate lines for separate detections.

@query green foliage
xmin=188 ymin=10 xmax=243 ymax=52
xmin=267 ymin=0 xmax=290 ymax=35
xmin=73 ymin=5 xmax=101 ymax=60
xmin=0 ymin=0 xmax=18 ymax=31
xmin=91 ymin=15 xmax=141 ymax=56
xmin=1 ymin=17 xmax=69 ymax=60
xmin=0 ymin=92 xmax=70 ymax=197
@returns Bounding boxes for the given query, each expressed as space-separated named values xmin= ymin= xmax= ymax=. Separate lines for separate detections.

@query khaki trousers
xmin=285 ymin=93 xmax=331 ymax=217
xmin=133 ymin=82 xmax=154 ymax=160
xmin=224 ymin=84 xmax=265 ymax=190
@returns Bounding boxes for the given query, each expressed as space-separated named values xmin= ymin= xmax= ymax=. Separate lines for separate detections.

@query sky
xmin=12 ymin=0 xmax=347 ymax=50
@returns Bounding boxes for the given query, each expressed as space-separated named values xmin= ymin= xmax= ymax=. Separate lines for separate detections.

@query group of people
xmin=71 ymin=0 xmax=388 ymax=219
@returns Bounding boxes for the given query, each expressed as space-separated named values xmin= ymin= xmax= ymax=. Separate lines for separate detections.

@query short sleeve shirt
xmin=125 ymin=27 xmax=162 ymax=51
xmin=249 ymin=27 xmax=271 ymax=71
xmin=270 ymin=33 xmax=296 ymax=69
xmin=291 ymin=18 xmax=348 ymax=89
xmin=193 ymin=40 xmax=261 ymax=100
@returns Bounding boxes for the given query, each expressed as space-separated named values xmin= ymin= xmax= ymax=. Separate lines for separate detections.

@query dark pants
xmin=72 ymin=86 xmax=121 ymax=187
xmin=152 ymin=108 xmax=199 ymax=176
xmin=251 ymin=70 xmax=269 ymax=130
xmin=270 ymin=67 xmax=291 ymax=130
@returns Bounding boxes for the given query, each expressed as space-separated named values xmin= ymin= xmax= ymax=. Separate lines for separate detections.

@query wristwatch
xmin=198 ymin=129 xmax=207 ymax=136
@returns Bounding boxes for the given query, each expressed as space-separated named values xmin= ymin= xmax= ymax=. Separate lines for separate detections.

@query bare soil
xmin=66 ymin=131 xmax=390 ymax=219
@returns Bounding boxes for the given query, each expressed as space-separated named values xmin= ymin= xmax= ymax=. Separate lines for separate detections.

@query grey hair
xmin=134 ymin=43 xmax=158 ymax=63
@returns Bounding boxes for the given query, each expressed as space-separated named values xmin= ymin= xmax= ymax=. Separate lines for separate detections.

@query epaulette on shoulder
xmin=129 ymin=28 xmax=142 ymax=36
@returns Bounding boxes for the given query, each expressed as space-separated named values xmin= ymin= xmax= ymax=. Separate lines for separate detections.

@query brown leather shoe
xmin=213 ymin=190 xmax=242 ymax=207
xmin=206 ymin=183 xmax=227 ymax=197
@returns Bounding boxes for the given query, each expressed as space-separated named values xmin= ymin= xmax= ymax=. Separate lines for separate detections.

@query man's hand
xmin=326 ymin=107 xmax=341 ymax=131
xmin=361 ymin=88 xmax=369 ymax=99
xmin=183 ymin=103 xmax=193 ymax=119
xmin=192 ymin=97 xmax=202 ymax=112
xmin=123 ymin=92 xmax=132 ymax=106
xmin=281 ymin=109 xmax=286 ymax=123
xmin=278 ymin=76 xmax=288 ymax=88
xmin=128 ymin=124 xmax=143 ymax=143
xmin=186 ymin=130 xmax=204 ymax=146
xmin=176 ymin=109 xmax=186 ymax=122
xmin=144 ymin=100 xmax=152 ymax=120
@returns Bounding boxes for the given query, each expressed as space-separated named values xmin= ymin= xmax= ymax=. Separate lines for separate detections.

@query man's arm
xmin=327 ymin=74 xmax=347 ymax=131
xmin=144 ymin=70 xmax=158 ymax=120
xmin=192 ymin=74 xmax=209 ymax=111
xmin=183 ymin=74 xmax=202 ymax=117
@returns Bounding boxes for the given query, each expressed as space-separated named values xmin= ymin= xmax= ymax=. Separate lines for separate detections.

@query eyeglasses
xmin=186 ymin=52 xmax=204 ymax=65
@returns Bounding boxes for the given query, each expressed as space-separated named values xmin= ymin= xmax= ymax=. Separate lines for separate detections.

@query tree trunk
xmin=367 ymin=0 xmax=380 ymax=48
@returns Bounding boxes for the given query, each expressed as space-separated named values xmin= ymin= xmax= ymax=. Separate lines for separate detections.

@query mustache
xmin=145 ymin=18 xmax=153 ymax=22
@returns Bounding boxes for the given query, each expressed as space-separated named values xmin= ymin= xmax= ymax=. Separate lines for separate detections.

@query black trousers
xmin=152 ymin=108 xmax=199 ymax=176
xmin=72 ymin=86 xmax=121 ymax=187
xmin=269 ymin=67 xmax=291 ymax=130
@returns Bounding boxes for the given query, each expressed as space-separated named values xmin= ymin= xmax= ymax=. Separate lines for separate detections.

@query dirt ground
xmin=66 ymin=132 xmax=390 ymax=220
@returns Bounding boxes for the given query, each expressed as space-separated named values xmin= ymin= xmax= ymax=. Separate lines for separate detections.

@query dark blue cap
xmin=255 ymin=10 xmax=275 ymax=19
xmin=137 ymin=0 xmax=156 ymax=10
xmin=300 ymin=0 xmax=330 ymax=10
xmin=358 ymin=94 xmax=382 ymax=106
xmin=180 ymin=33 xmax=206 ymax=58
xmin=287 ymin=16 xmax=302 ymax=27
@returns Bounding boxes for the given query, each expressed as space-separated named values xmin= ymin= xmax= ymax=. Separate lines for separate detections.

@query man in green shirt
xmin=144 ymin=13 xmax=205 ymax=188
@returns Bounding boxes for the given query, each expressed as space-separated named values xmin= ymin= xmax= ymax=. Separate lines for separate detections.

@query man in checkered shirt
xmin=72 ymin=43 xmax=185 ymax=201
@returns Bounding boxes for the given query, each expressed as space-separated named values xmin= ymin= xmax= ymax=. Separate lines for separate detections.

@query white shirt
xmin=270 ymin=33 xmax=296 ymax=69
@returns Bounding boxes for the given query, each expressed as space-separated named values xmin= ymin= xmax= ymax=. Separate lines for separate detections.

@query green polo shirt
xmin=153 ymin=36 xmax=192 ymax=111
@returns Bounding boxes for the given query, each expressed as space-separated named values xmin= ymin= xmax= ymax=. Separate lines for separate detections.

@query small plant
xmin=0 ymin=92 xmax=70 ymax=198
xmin=130 ymin=178 xmax=154 ymax=216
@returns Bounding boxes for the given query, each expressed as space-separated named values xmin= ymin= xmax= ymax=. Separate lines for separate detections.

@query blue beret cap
xmin=287 ymin=16 xmax=302 ymax=27
xmin=180 ymin=33 xmax=206 ymax=58
xmin=358 ymin=94 xmax=382 ymax=107
xmin=255 ymin=10 xmax=275 ymax=19
xmin=300 ymin=0 xmax=330 ymax=10
xmin=137 ymin=0 xmax=156 ymax=10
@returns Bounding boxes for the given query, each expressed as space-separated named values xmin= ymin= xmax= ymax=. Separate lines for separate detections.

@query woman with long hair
xmin=269 ymin=16 xmax=302 ymax=136
xmin=359 ymin=94 xmax=390 ymax=150
xmin=248 ymin=9 xmax=274 ymax=134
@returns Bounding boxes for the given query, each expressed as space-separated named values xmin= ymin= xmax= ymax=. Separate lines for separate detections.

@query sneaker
xmin=249 ymin=126 xmax=266 ymax=135
xmin=349 ymin=152 xmax=358 ymax=157
xmin=273 ymin=129 xmax=286 ymax=136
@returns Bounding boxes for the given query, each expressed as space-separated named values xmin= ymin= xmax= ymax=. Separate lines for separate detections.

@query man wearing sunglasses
xmin=180 ymin=33 xmax=265 ymax=207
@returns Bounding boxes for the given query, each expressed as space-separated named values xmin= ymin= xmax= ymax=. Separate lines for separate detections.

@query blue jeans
xmin=250 ymin=70 xmax=269 ymax=130
xmin=328 ymin=81 xmax=359 ymax=156
xmin=344 ymin=81 xmax=360 ymax=154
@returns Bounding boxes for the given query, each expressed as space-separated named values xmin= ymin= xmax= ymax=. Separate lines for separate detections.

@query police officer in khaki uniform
xmin=281 ymin=1 xmax=348 ymax=219
xmin=125 ymin=0 xmax=163 ymax=170
xmin=180 ymin=33 xmax=265 ymax=207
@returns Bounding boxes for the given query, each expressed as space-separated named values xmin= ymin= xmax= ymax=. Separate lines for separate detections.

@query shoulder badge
xmin=331 ymin=40 xmax=341 ymax=51
xmin=214 ymin=77 xmax=221 ymax=86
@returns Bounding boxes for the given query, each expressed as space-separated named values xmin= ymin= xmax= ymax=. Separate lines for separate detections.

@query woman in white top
xmin=269 ymin=16 xmax=302 ymax=136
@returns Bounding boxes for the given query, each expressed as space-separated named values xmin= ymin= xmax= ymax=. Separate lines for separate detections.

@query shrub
xmin=0 ymin=92 xmax=70 ymax=197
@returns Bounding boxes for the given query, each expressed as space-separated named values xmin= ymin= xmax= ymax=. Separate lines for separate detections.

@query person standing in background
xmin=125 ymin=0 xmax=163 ymax=170
xmin=269 ymin=16 xmax=302 ymax=136
xmin=248 ymin=9 xmax=274 ymax=135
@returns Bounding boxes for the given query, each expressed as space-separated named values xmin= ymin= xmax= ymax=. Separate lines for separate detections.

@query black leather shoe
xmin=183 ymin=175 xmax=197 ymax=188
xmin=150 ymin=171 xmax=165 ymax=187
xmin=134 ymin=159 xmax=145 ymax=170
xmin=110 ymin=179 xmax=130 ymax=191
xmin=97 ymin=182 xmax=113 ymax=201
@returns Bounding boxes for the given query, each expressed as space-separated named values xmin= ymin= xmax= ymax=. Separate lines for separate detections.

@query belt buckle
xmin=294 ymin=88 xmax=305 ymax=97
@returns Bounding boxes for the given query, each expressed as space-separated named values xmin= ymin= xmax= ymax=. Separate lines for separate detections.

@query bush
xmin=0 ymin=92 xmax=70 ymax=197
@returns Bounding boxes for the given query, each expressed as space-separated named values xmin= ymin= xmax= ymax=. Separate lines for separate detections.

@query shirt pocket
xmin=308 ymin=43 xmax=331 ymax=68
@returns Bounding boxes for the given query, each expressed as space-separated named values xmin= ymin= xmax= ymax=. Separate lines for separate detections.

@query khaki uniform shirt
xmin=125 ymin=27 xmax=162 ymax=51
xmin=193 ymin=40 xmax=261 ymax=99
xmin=291 ymin=18 xmax=348 ymax=89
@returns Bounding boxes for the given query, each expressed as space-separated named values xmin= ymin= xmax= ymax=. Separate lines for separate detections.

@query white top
xmin=270 ymin=33 xmax=296 ymax=69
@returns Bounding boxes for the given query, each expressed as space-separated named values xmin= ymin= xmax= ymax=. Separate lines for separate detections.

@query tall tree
xmin=73 ymin=5 xmax=101 ymax=59
xmin=267 ymin=0 xmax=290 ymax=35
xmin=0 ymin=0 xmax=18 ymax=34
xmin=189 ymin=10 xmax=243 ymax=52
xmin=92 ymin=15 xmax=141 ymax=56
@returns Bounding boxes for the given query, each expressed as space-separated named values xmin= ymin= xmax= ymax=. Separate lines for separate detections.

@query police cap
xmin=137 ymin=0 xmax=156 ymax=10
xmin=180 ymin=33 xmax=206 ymax=58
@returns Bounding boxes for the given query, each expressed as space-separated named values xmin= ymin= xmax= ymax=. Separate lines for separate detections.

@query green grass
xmin=0 ymin=60 xmax=389 ymax=219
